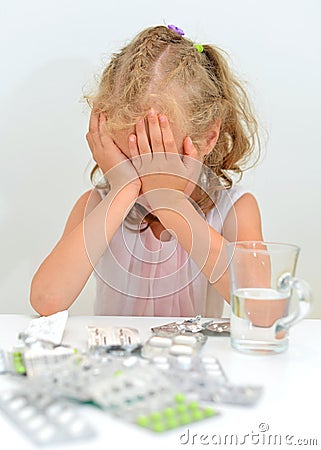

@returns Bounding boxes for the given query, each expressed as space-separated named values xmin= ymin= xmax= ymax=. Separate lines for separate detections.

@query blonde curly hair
xmin=86 ymin=25 xmax=261 ymax=222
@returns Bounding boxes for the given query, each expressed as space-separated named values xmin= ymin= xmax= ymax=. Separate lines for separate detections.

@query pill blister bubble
xmin=18 ymin=406 xmax=37 ymax=420
xmin=169 ymin=345 xmax=193 ymax=356
xmin=26 ymin=414 xmax=46 ymax=430
xmin=69 ymin=418 xmax=86 ymax=435
xmin=152 ymin=356 xmax=170 ymax=370
xmin=173 ymin=335 xmax=197 ymax=346
xmin=8 ymin=396 xmax=27 ymax=411
xmin=0 ymin=391 xmax=14 ymax=402
xmin=58 ymin=408 xmax=75 ymax=424
xmin=122 ymin=356 xmax=138 ymax=367
xmin=35 ymin=424 xmax=56 ymax=443
xmin=149 ymin=337 xmax=172 ymax=347
xmin=47 ymin=402 xmax=64 ymax=416
xmin=174 ymin=355 xmax=193 ymax=370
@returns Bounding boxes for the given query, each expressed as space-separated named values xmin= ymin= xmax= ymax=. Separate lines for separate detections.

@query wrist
xmin=112 ymin=182 xmax=140 ymax=195
xmin=103 ymin=159 xmax=140 ymax=193
xmin=137 ymin=188 xmax=187 ymax=215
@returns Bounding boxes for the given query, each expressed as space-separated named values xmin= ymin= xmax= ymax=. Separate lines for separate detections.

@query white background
xmin=0 ymin=0 xmax=320 ymax=317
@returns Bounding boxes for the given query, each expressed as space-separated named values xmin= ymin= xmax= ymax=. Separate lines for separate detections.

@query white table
xmin=0 ymin=314 xmax=320 ymax=449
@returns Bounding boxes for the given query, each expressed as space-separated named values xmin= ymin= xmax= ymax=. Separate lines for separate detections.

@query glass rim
xmin=225 ymin=240 xmax=300 ymax=254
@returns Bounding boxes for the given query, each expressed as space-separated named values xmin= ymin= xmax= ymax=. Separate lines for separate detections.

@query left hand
xmin=86 ymin=109 xmax=140 ymax=193
xmin=128 ymin=109 xmax=202 ymax=196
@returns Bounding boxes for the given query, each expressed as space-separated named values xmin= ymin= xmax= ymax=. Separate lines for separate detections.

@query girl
xmin=30 ymin=25 xmax=263 ymax=317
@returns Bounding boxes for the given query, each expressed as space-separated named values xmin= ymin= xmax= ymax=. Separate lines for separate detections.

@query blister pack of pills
xmin=0 ymin=387 xmax=95 ymax=446
xmin=154 ymin=354 xmax=263 ymax=406
xmin=24 ymin=350 xmax=118 ymax=403
xmin=141 ymin=333 xmax=207 ymax=360
xmin=201 ymin=319 xmax=231 ymax=336
xmin=23 ymin=342 xmax=77 ymax=377
xmin=151 ymin=315 xmax=204 ymax=335
xmin=19 ymin=310 xmax=69 ymax=345
xmin=0 ymin=341 xmax=77 ymax=377
xmin=0 ymin=347 xmax=26 ymax=375
xmin=0 ymin=311 xmax=71 ymax=376
xmin=90 ymin=362 xmax=218 ymax=432
xmin=87 ymin=326 xmax=141 ymax=355
xmin=151 ymin=316 xmax=231 ymax=336
xmin=0 ymin=315 xmax=263 ymax=443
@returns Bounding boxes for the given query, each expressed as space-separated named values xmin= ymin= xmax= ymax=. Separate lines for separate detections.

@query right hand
xmin=86 ymin=109 xmax=141 ymax=192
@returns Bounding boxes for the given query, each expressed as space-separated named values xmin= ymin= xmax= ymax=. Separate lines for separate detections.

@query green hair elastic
xmin=194 ymin=43 xmax=204 ymax=53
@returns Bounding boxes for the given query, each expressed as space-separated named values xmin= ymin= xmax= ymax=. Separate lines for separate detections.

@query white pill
xmin=148 ymin=337 xmax=172 ymax=347
xmin=173 ymin=335 xmax=197 ymax=345
xmin=169 ymin=345 xmax=193 ymax=356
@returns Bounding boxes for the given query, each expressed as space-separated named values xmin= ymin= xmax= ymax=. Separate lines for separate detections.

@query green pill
xmin=203 ymin=407 xmax=216 ymax=417
xmin=152 ymin=422 xmax=166 ymax=432
xmin=174 ymin=393 xmax=185 ymax=404
xmin=136 ymin=415 xmax=149 ymax=427
xmin=166 ymin=417 xmax=179 ymax=429
xmin=179 ymin=413 xmax=192 ymax=425
xmin=176 ymin=403 xmax=188 ymax=414
xmin=192 ymin=409 xmax=204 ymax=421
xmin=188 ymin=401 xmax=199 ymax=410
xmin=150 ymin=411 xmax=162 ymax=422
xmin=163 ymin=407 xmax=175 ymax=417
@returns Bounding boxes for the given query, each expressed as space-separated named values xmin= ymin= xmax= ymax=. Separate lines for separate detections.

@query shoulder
xmin=69 ymin=188 xmax=103 ymax=216
xmin=221 ymin=188 xmax=263 ymax=241
xmin=206 ymin=185 xmax=262 ymax=238
xmin=60 ymin=188 xmax=102 ymax=239
xmin=217 ymin=184 xmax=251 ymax=205
xmin=207 ymin=185 xmax=251 ymax=224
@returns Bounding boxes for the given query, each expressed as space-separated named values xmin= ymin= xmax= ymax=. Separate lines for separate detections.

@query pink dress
xmin=93 ymin=186 xmax=249 ymax=317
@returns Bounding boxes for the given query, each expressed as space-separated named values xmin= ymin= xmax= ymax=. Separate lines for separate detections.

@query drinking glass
xmin=226 ymin=241 xmax=312 ymax=354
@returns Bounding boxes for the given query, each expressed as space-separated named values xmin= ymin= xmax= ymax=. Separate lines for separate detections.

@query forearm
xmin=30 ymin=186 xmax=138 ymax=315
xmin=144 ymin=189 xmax=231 ymax=302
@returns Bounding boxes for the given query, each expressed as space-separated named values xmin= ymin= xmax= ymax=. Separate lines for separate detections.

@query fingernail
xmin=159 ymin=114 xmax=167 ymax=123
xmin=149 ymin=108 xmax=156 ymax=117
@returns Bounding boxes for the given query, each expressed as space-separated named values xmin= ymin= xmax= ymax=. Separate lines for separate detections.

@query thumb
xmin=183 ymin=136 xmax=202 ymax=183
xmin=183 ymin=136 xmax=198 ymax=157
xmin=183 ymin=136 xmax=199 ymax=166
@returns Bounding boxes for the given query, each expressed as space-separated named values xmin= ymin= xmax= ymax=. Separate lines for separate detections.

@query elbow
xmin=208 ymin=268 xmax=231 ymax=305
xmin=29 ymin=279 xmax=68 ymax=317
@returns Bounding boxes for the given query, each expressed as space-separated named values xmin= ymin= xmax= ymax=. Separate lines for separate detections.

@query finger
xmin=88 ymin=107 xmax=100 ymax=134
xmin=98 ymin=111 xmax=107 ymax=131
xmin=159 ymin=115 xmax=179 ymax=154
xmin=182 ymin=136 xmax=200 ymax=170
xmin=88 ymin=108 xmax=103 ymax=148
xmin=98 ymin=113 xmax=114 ymax=147
xmin=147 ymin=108 xmax=164 ymax=153
xmin=86 ymin=132 xmax=94 ymax=152
xmin=128 ymin=134 xmax=141 ymax=169
xmin=183 ymin=136 xmax=199 ymax=159
xmin=135 ymin=117 xmax=151 ymax=155
xmin=86 ymin=126 xmax=100 ymax=155
xmin=86 ymin=131 xmax=102 ymax=167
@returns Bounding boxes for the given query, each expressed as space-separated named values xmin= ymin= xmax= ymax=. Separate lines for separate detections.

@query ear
xmin=200 ymin=120 xmax=221 ymax=156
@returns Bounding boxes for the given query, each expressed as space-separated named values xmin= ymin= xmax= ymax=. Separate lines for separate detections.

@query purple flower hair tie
xmin=167 ymin=24 xmax=185 ymax=36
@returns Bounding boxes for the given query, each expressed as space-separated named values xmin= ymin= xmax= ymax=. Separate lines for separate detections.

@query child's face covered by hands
xmin=112 ymin=114 xmax=184 ymax=158
xmin=112 ymin=109 xmax=203 ymax=197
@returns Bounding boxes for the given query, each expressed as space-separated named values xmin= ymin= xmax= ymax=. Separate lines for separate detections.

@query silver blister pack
xmin=0 ymin=387 xmax=95 ymax=446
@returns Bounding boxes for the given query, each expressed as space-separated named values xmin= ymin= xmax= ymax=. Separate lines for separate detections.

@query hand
xmin=86 ymin=109 xmax=140 ymax=192
xmin=128 ymin=109 xmax=202 ymax=196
